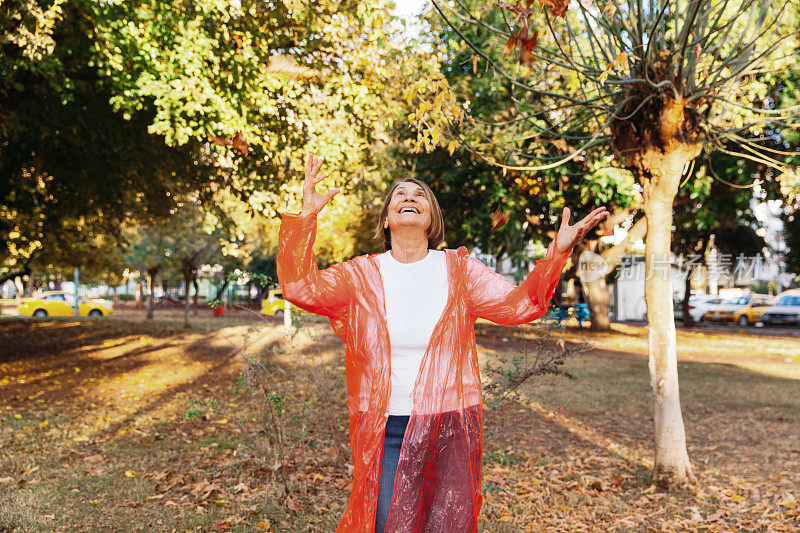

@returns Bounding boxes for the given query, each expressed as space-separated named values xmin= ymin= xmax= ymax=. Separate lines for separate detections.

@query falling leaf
xmin=537 ymin=0 xmax=570 ymax=18
xmin=598 ymin=52 xmax=639 ymax=86
xmin=519 ymin=31 xmax=538 ymax=66
xmin=447 ymin=140 xmax=457 ymax=155
xmin=502 ymin=33 xmax=518 ymax=57
xmin=265 ymin=54 xmax=316 ymax=80
xmin=230 ymin=131 xmax=249 ymax=157
xmin=472 ymin=54 xmax=480 ymax=74
xmin=209 ymin=131 xmax=249 ymax=157
xmin=603 ymin=1 xmax=617 ymax=17
xmin=490 ymin=207 xmax=510 ymax=233
xmin=404 ymin=87 xmax=416 ymax=106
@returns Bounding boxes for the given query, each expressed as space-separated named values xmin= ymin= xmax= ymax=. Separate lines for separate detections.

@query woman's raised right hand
xmin=300 ymin=154 xmax=340 ymax=217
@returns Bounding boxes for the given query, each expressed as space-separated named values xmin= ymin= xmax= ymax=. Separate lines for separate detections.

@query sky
xmin=392 ymin=0 xmax=427 ymax=21
xmin=391 ymin=0 xmax=427 ymax=36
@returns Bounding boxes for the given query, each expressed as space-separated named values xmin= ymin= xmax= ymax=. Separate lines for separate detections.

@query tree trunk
xmin=138 ymin=270 xmax=147 ymax=307
xmin=146 ymin=269 xmax=159 ymax=320
xmin=14 ymin=276 xmax=25 ymax=297
xmin=681 ymin=266 xmax=695 ymax=327
xmin=183 ymin=266 xmax=192 ymax=329
xmin=24 ymin=264 xmax=35 ymax=296
xmin=192 ymin=276 xmax=199 ymax=316
xmin=214 ymin=277 xmax=230 ymax=300
xmin=579 ymin=216 xmax=648 ymax=331
xmin=584 ymin=275 xmax=611 ymax=330
xmin=640 ymin=145 xmax=698 ymax=489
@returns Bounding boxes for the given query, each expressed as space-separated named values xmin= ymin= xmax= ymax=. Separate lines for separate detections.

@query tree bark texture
xmin=681 ymin=266 xmax=695 ymax=327
xmin=192 ymin=276 xmax=199 ymax=317
xmin=640 ymin=145 xmax=698 ymax=489
xmin=584 ymin=275 xmax=611 ymax=330
xmin=584 ymin=216 xmax=648 ymax=331
xmin=183 ymin=267 xmax=192 ymax=329
xmin=147 ymin=269 xmax=158 ymax=320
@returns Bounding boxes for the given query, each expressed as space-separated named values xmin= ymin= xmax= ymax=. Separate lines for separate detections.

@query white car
xmin=762 ymin=291 xmax=800 ymax=326
xmin=674 ymin=294 xmax=724 ymax=323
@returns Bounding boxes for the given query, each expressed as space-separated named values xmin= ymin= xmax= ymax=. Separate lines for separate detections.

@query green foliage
xmin=391 ymin=4 xmax=639 ymax=261
xmin=426 ymin=0 xmax=800 ymax=177
xmin=184 ymin=396 xmax=220 ymax=420
xmin=2 ymin=0 xmax=407 ymax=279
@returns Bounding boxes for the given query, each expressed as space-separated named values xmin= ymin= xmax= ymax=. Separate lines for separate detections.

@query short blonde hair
xmin=374 ymin=178 xmax=445 ymax=251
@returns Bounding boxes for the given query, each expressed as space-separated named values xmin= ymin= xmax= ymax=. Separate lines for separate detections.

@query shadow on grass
xmin=487 ymin=346 xmax=800 ymax=489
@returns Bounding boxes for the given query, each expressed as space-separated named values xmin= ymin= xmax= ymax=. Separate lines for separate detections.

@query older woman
xmin=277 ymin=155 xmax=608 ymax=533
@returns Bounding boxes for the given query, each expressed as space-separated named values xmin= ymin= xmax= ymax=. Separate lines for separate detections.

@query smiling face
xmin=374 ymin=178 xmax=445 ymax=251
xmin=383 ymin=181 xmax=432 ymax=234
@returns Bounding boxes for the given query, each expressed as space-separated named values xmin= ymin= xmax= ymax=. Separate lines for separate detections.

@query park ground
xmin=1 ymin=309 xmax=799 ymax=532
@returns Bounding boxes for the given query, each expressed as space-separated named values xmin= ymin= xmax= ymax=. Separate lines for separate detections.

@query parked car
xmin=18 ymin=291 xmax=114 ymax=318
xmin=762 ymin=290 xmax=800 ymax=326
xmin=704 ymin=294 xmax=775 ymax=326
xmin=261 ymin=289 xmax=291 ymax=317
xmin=673 ymin=294 xmax=724 ymax=323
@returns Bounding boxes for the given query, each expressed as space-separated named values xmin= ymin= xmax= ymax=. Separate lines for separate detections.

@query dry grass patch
xmin=1 ymin=317 xmax=798 ymax=531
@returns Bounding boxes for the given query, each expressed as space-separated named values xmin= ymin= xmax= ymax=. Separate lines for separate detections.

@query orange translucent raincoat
xmin=277 ymin=212 xmax=573 ymax=532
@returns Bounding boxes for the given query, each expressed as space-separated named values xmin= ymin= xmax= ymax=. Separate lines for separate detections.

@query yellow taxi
xmin=17 ymin=291 xmax=114 ymax=318
xmin=704 ymin=293 xmax=774 ymax=326
xmin=261 ymin=289 xmax=288 ymax=317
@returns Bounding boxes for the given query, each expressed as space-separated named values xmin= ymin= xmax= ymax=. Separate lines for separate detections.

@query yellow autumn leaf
xmin=255 ymin=519 xmax=271 ymax=530
xmin=14 ymin=414 xmax=22 ymax=419
xmin=447 ymin=140 xmax=457 ymax=155
xmin=40 ymin=420 xmax=48 ymax=428
xmin=265 ymin=54 xmax=316 ymax=80
xmin=124 ymin=470 xmax=136 ymax=478
xmin=404 ymin=87 xmax=416 ymax=106
xmin=430 ymin=128 xmax=440 ymax=145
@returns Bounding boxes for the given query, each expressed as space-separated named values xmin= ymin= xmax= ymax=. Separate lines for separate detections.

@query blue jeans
xmin=375 ymin=414 xmax=410 ymax=533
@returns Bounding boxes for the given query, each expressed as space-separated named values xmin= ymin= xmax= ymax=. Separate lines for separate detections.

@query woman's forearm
xmin=276 ymin=211 xmax=350 ymax=317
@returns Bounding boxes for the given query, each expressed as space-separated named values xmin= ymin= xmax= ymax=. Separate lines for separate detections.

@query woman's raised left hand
xmin=555 ymin=206 xmax=609 ymax=254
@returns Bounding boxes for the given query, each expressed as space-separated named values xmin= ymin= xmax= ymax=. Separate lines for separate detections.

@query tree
xmin=2 ymin=0 xmax=406 ymax=287
xmin=392 ymin=9 xmax=642 ymax=328
xmin=1 ymin=2 xmax=224 ymax=280
xmin=426 ymin=0 xmax=800 ymax=488
xmin=122 ymin=220 xmax=172 ymax=319
xmin=162 ymin=201 xmax=228 ymax=328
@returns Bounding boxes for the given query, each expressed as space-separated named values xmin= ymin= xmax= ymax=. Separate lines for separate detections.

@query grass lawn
xmin=1 ymin=314 xmax=798 ymax=532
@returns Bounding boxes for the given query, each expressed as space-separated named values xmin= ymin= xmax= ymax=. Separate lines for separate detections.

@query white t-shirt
xmin=377 ymin=248 xmax=448 ymax=415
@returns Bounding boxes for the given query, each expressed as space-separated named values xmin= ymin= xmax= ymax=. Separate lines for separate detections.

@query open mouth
xmin=398 ymin=205 xmax=420 ymax=214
